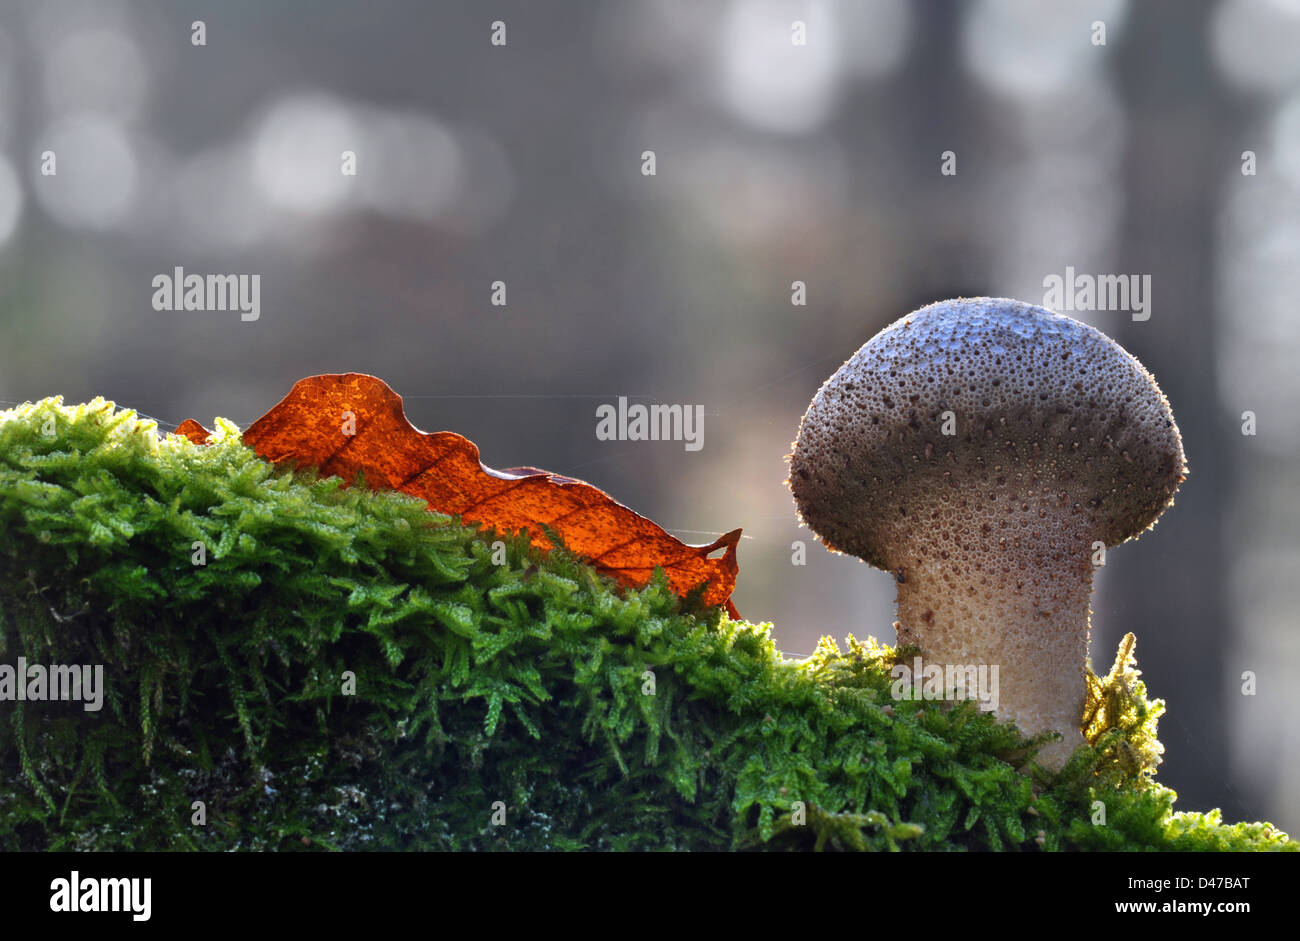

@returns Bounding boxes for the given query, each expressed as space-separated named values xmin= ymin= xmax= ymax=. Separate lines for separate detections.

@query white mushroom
xmin=788 ymin=297 xmax=1186 ymax=770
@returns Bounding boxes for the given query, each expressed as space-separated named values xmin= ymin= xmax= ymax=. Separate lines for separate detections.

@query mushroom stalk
xmin=891 ymin=513 xmax=1094 ymax=768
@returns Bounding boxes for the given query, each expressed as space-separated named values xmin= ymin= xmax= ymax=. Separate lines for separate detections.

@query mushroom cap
xmin=788 ymin=297 xmax=1186 ymax=568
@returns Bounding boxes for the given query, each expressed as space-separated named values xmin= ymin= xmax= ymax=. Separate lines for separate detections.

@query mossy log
xmin=0 ymin=398 xmax=1292 ymax=851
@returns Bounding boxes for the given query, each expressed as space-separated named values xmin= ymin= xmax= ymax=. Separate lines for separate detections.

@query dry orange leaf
xmin=174 ymin=418 xmax=213 ymax=444
xmin=176 ymin=374 xmax=741 ymax=615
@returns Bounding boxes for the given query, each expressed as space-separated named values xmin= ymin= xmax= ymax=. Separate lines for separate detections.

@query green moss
xmin=0 ymin=396 xmax=1293 ymax=852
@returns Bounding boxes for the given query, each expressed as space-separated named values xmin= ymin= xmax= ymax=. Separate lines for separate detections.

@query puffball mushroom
xmin=787 ymin=297 xmax=1186 ymax=770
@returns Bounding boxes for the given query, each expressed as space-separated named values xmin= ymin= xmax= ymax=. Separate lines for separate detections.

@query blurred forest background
xmin=0 ymin=0 xmax=1297 ymax=837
